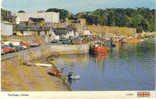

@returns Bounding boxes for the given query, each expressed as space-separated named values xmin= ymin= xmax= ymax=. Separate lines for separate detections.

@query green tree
xmin=18 ymin=10 xmax=25 ymax=13
xmin=136 ymin=26 xmax=143 ymax=33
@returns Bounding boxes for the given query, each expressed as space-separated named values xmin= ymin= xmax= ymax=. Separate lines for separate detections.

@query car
xmin=51 ymin=40 xmax=58 ymax=43
xmin=28 ymin=40 xmax=41 ymax=47
xmin=21 ymin=41 xmax=30 ymax=49
xmin=62 ymin=39 xmax=71 ymax=44
xmin=2 ymin=45 xmax=15 ymax=54
xmin=29 ymin=42 xmax=40 ymax=47
xmin=32 ymin=40 xmax=41 ymax=45
xmin=1 ymin=49 xmax=5 ymax=55
xmin=13 ymin=46 xmax=25 ymax=52
xmin=51 ymin=40 xmax=62 ymax=44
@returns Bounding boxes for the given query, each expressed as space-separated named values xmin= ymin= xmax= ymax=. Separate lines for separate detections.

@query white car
xmin=1 ymin=49 xmax=5 ymax=55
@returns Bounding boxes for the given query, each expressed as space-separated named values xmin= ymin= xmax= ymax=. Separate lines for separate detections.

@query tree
xmin=76 ymin=8 xmax=155 ymax=32
xmin=136 ymin=26 xmax=143 ymax=33
xmin=18 ymin=10 xmax=25 ymax=13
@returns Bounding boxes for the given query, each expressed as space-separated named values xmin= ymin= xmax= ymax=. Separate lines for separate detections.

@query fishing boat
xmin=125 ymin=38 xmax=144 ymax=43
xmin=90 ymin=43 xmax=108 ymax=54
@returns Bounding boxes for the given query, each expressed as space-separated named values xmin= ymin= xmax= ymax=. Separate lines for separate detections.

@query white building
xmin=1 ymin=21 xmax=13 ymax=36
xmin=16 ymin=11 xmax=60 ymax=24
xmin=49 ymin=28 xmax=60 ymax=40
xmin=83 ymin=30 xmax=92 ymax=35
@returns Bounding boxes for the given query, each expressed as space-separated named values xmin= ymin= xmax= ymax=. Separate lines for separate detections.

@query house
xmin=1 ymin=21 xmax=13 ymax=36
xmin=49 ymin=27 xmax=79 ymax=40
xmin=16 ymin=11 xmax=60 ymax=24
xmin=83 ymin=30 xmax=92 ymax=36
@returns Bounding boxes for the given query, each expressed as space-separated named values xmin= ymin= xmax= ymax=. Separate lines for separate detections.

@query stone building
xmin=16 ymin=11 xmax=60 ymax=24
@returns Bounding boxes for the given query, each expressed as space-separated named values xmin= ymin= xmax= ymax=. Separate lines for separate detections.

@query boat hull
xmin=90 ymin=47 xmax=108 ymax=55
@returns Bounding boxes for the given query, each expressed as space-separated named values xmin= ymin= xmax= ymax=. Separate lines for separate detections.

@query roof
xmin=16 ymin=24 xmax=50 ymax=31
xmin=53 ymin=28 xmax=72 ymax=35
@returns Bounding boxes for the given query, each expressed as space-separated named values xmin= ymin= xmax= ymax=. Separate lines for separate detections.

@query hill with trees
xmin=76 ymin=8 xmax=155 ymax=33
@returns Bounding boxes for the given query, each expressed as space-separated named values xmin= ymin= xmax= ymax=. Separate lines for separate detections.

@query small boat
xmin=68 ymin=72 xmax=80 ymax=80
xmin=125 ymin=38 xmax=143 ymax=43
xmin=49 ymin=68 xmax=64 ymax=76
xmin=94 ymin=46 xmax=107 ymax=53
xmin=70 ymin=75 xmax=80 ymax=80
xmin=90 ymin=44 xmax=108 ymax=54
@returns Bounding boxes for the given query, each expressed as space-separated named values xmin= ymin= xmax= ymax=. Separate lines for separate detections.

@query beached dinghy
xmin=23 ymin=62 xmax=52 ymax=67
xmin=49 ymin=68 xmax=64 ymax=76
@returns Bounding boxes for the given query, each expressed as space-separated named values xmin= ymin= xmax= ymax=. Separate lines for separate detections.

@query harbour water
xmin=52 ymin=39 xmax=155 ymax=91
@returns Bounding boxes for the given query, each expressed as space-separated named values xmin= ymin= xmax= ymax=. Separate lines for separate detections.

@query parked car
xmin=21 ymin=41 xmax=30 ymax=49
xmin=51 ymin=40 xmax=62 ymax=44
xmin=62 ymin=39 xmax=71 ymax=44
xmin=1 ymin=49 xmax=5 ymax=55
xmin=29 ymin=42 xmax=39 ymax=47
xmin=51 ymin=40 xmax=58 ymax=43
xmin=32 ymin=40 xmax=41 ymax=45
xmin=13 ymin=46 xmax=25 ymax=52
xmin=28 ymin=40 xmax=41 ymax=47
xmin=2 ymin=45 xmax=15 ymax=54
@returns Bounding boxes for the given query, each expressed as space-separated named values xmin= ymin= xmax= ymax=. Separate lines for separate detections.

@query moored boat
xmin=94 ymin=46 xmax=107 ymax=53
xmin=90 ymin=43 xmax=108 ymax=54
xmin=125 ymin=38 xmax=144 ymax=43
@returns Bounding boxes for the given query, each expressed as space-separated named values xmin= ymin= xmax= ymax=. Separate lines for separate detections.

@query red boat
xmin=49 ymin=68 xmax=64 ymax=76
xmin=94 ymin=47 xmax=107 ymax=53
xmin=90 ymin=43 xmax=108 ymax=54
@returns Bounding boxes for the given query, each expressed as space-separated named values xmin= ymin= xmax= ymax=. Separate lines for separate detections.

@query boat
xmin=49 ymin=68 xmax=64 ymax=76
xmin=90 ymin=43 xmax=108 ymax=54
xmin=70 ymin=75 xmax=80 ymax=80
xmin=125 ymin=38 xmax=144 ymax=43
xmin=94 ymin=46 xmax=107 ymax=53
xmin=67 ymin=72 xmax=80 ymax=80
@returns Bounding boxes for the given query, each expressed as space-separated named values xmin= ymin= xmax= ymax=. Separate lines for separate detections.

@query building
xmin=49 ymin=27 xmax=79 ymax=40
xmin=1 ymin=21 xmax=13 ymax=36
xmin=83 ymin=30 xmax=92 ymax=35
xmin=16 ymin=11 xmax=60 ymax=24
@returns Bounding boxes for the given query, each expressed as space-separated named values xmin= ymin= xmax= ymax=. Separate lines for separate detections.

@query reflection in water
xmin=51 ymin=40 xmax=155 ymax=91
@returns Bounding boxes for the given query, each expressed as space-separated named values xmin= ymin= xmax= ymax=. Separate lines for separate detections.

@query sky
xmin=2 ymin=0 xmax=155 ymax=14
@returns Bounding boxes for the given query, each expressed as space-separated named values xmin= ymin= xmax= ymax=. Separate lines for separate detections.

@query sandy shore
xmin=1 ymin=55 xmax=70 ymax=91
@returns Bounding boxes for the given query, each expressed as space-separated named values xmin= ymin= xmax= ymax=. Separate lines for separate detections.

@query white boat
xmin=70 ymin=75 xmax=80 ymax=80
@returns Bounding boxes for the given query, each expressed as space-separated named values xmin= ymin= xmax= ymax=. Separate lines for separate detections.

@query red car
xmin=2 ymin=45 xmax=15 ymax=54
xmin=32 ymin=40 xmax=41 ymax=45
xmin=21 ymin=41 xmax=30 ymax=48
